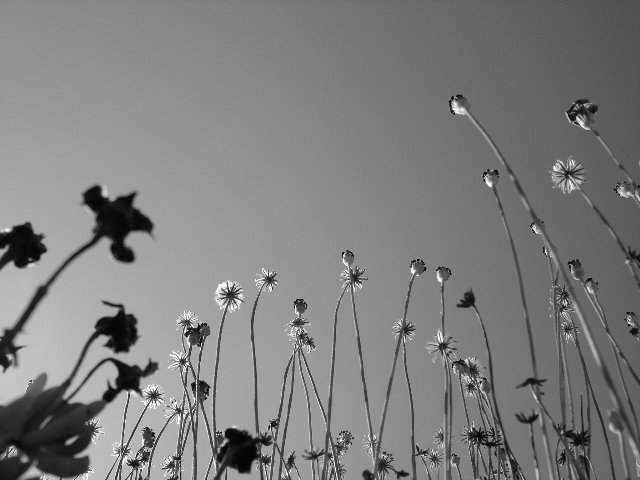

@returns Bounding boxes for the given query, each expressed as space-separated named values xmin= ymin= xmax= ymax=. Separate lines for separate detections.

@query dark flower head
xmin=362 ymin=470 xmax=374 ymax=480
xmin=103 ymin=359 xmax=158 ymax=402
xmin=410 ymin=259 xmax=426 ymax=276
xmin=267 ymin=418 xmax=280 ymax=431
xmin=83 ymin=185 xmax=153 ymax=263
xmin=285 ymin=451 xmax=296 ymax=469
xmin=584 ymin=277 xmax=599 ymax=294
xmin=567 ymin=259 xmax=585 ymax=281
xmin=565 ymin=99 xmax=598 ymax=130
xmin=216 ymin=427 xmax=260 ymax=474
xmin=141 ymin=426 xmax=156 ymax=448
xmin=456 ymin=289 xmax=475 ymax=308
xmin=565 ymin=429 xmax=591 ymax=449
xmin=448 ymin=94 xmax=470 ymax=115
xmin=628 ymin=248 xmax=640 ymax=269
xmin=294 ymin=299 xmax=307 ymax=316
xmin=95 ymin=301 xmax=139 ymax=353
xmin=184 ymin=323 xmax=208 ymax=348
xmin=482 ymin=169 xmax=499 ymax=188
xmin=342 ymin=250 xmax=354 ymax=267
xmin=393 ymin=320 xmax=416 ymax=341
xmin=0 ymin=222 xmax=47 ymax=268
xmin=515 ymin=410 xmax=539 ymax=425
xmin=190 ymin=380 xmax=211 ymax=401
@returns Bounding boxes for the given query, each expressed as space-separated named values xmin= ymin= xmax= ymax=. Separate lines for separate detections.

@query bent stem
xmin=250 ymin=286 xmax=266 ymax=480
xmin=401 ymin=335 xmax=417 ymax=480
xmin=269 ymin=353 xmax=294 ymax=480
xmin=297 ymin=351 xmax=316 ymax=480
xmin=211 ymin=304 xmax=230 ymax=473
xmin=592 ymin=129 xmax=638 ymax=190
xmin=277 ymin=349 xmax=296 ymax=480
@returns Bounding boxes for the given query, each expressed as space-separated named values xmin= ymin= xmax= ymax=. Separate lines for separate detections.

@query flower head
xmin=435 ymin=266 xmax=451 ymax=284
xmin=515 ymin=411 xmax=539 ymax=425
xmin=190 ymin=380 xmax=211 ymax=401
xmin=433 ymin=428 xmax=444 ymax=447
xmin=376 ymin=451 xmax=394 ymax=476
xmin=294 ymin=299 xmax=307 ymax=316
xmin=0 ymin=222 xmax=47 ymax=268
xmin=551 ymin=157 xmax=585 ymax=194
xmin=168 ymin=351 xmax=189 ymax=372
xmin=410 ymin=259 xmax=426 ymax=276
xmin=341 ymin=266 xmax=368 ymax=290
xmin=482 ymin=169 xmax=499 ymax=188
xmin=363 ymin=434 xmax=378 ymax=454
xmin=456 ymin=289 xmax=475 ymax=308
xmin=94 ymin=301 xmax=139 ymax=353
xmin=425 ymin=448 xmax=442 ymax=470
xmin=255 ymin=268 xmax=278 ymax=292
xmin=85 ymin=418 xmax=104 ymax=444
xmin=141 ymin=426 xmax=156 ymax=448
xmin=142 ymin=384 xmax=164 ymax=409
xmin=565 ymin=99 xmax=598 ymax=130
xmin=561 ymin=321 xmax=578 ymax=343
xmin=615 ymin=181 xmax=635 ymax=199
xmin=450 ymin=453 xmax=460 ymax=467
xmin=568 ymin=259 xmax=585 ymax=281
xmin=103 ymin=359 xmax=158 ymax=402
xmin=82 ymin=185 xmax=153 ymax=262
xmin=427 ymin=330 xmax=456 ymax=363
xmin=342 ymin=250 xmax=354 ymax=267
xmin=584 ymin=278 xmax=599 ymax=294
xmin=530 ymin=219 xmax=544 ymax=235
xmin=216 ymin=427 xmax=261 ymax=474
xmin=215 ymin=281 xmax=244 ymax=311
xmin=164 ymin=398 xmax=184 ymax=423
xmin=625 ymin=312 xmax=639 ymax=328
xmin=176 ymin=311 xmax=198 ymax=330
xmin=393 ymin=319 xmax=416 ymax=341
xmin=302 ymin=448 xmax=325 ymax=461
xmin=448 ymin=94 xmax=470 ymax=115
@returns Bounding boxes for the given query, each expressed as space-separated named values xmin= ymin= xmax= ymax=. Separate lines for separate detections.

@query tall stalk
xmin=250 ymin=285 xmax=266 ymax=480
xmin=211 ymin=304 xmax=230 ymax=473
xmin=401 ymin=334 xmax=417 ymax=480
xmin=298 ymin=352 xmax=316 ymax=480
xmin=269 ymin=353 xmax=294 ymax=480
xmin=277 ymin=349 xmax=296 ymax=480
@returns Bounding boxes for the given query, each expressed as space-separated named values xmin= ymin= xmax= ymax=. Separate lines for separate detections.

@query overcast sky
xmin=2 ymin=2 xmax=639 ymax=479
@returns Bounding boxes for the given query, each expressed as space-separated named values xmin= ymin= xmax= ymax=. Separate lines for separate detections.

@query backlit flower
xmin=85 ymin=418 xmax=104 ymax=444
xmin=568 ymin=259 xmax=584 ymax=281
xmin=427 ymin=330 xmax=456 ymax=363
xmin=342 ymin=250 xmax=354 ymax=267
xmin=436 ymin=266 xmax=451 ymax=284
xmin=561 ymin=321 xmax=578 ymax=343
xmin=456 ymin=289 xmax=475 ymax=308
xmin=341 ymin=266 xmax=368 ymax=290
xmin=164 ymin=398 xmax=183 ymax=423
xmin=142 ymin=384 xmax=164 ymax=409
xmin=482 ymin=169 xmax=499 ymax=188
xmin=176 ymin=311 xmax=198 ymax=330
xmin=255 ymin=268 xmax=278 ymax=292
xmin=215 ymin=281 xmax=244 ymax=311
xmin=565 ymin=99 xmax=597 ymax=130
xmin=103 ymin=359 xmax=158 ymax=402
xmin=515 ymin=411 xmax=539 ymax=424
xmin=393 ymin=320 xmax=416 ymax=341
xmin=551 ymin=157 xmax=585 ymax=194
xmin=168 ymin=351 xmax=189 ymax=372
xmin=448 ymin=94 xmax=469 ymax=116
xmin=302 ymin=448 xmax=325 ymax=461
xmin=0 ymin=222 xmax=47 ymax=268
xmin=141 ymin=426 xmax=156 ymax=448
xmin=410 ymin=259 xmax=426 ymax=276
xmin=190 ymin=380 xmax=211 ymax=401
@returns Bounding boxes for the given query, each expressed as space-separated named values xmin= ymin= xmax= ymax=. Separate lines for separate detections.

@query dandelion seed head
xmin=551 ymin=157 xmax=585 ymax=194
xmin=340 ymin=266 xmax=367 ymax=290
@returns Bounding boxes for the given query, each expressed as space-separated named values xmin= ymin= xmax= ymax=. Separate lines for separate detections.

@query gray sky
xmin=2 ymin=1 xmax=639 ymax=479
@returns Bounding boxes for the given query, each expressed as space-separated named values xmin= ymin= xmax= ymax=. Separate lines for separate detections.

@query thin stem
xmin=64 ymin=330 xmax=101 ymax=390
xmin=298 ymin=351 xmax=316 ymax=480
xmin=66 ymin=357 xmax=111 ymax=403
xmin=145 ymin=412 xmax=175 ymax=480
xmin=277 ymin=350 xmax=296 ymax=480
xmin=269 ymin=353 xmax=294 ymax=480
xmin=250 ymin=286 xmax=266 ymax=480
xmin=401 ymin=336 xmax=417 ymax=480
xmin=114 ymin=392 xmax=131 ymax=480
xmin=591 ymin=129 xmax=637 ymax=188
xmin=212 ymin=304 xmax=230 ymax=473
xmin=615 ymin=430 xmax=631 ymax=480
xmin=528 ymin=423 xmax=540 ymax=480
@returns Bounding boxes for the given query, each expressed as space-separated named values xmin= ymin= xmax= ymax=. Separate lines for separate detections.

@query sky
xmin=1 ymin=1 xmax=640 ymax=479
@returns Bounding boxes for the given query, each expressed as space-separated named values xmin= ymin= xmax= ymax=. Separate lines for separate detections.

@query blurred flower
xmin=161 ymin=455 xmax=181 ymax=476
xmin=628 ymin=248 xmax=640 ymax=268
xmin=451 ymin=359 xmax=471 ymax=377
xmin=164 ymin=398 xmax=183 ymax=423
xmin=0 ymin=222 xmax=47 ymax=268
xmin=215 ymin=281 xmax=244 ymax=311
xmin=479 ymin=377 xmax=492 ymax=395
xmin=184 ymin=323 xmax=208 ymax=347
xmin=141 ymin=427 xmax=156 ymax=449
xmin=410 ymin=259 xmax=426 ymax=276
xmin=341 ymin=266 xmax=368 ymax=290
xmin=103 ymin=359 xmax=158 ymax=402
xmin=568 ymin=259 xmax=585 ymax=281
xmin=294 ymin=299 xmax=307 ymax=316
xmin=433 ymin=428 xmax=444 ymax=447
xmin=85 ymin=418 xmax=104 ymax=444
xmin=285 ymin=451 xmax=296 ymax=470
xmin=530 ymin=219 xmax=544 ymax=235
xmin=565 ymin=99 xmax=598 ymax=130
xmin=515 ymin=411 xmax=539 ymax=424
xmin=168 ymin=351 xmax=189 ymax=372
xmin=337 ymin=430 xmax=353 ymax=451
xmin=427 ymin=330 xmax=456 ymax=363
xmin=94 ymin=301 xmax=139 ymax=353
xmin=516 ymin=377 xmax=546 ymax=389
xmin=448 ymin=94 xmax=470 ymax=116
xmin=482 ymin=169 xmax=499 ymax=188
xmin=376 ymin=451 xmax=394 ymax=476
xmin=462 ymin=424 xmax=488 ymax=446
xmin=551 ymin=157 xmax=585 ymax=194
xmin=216 ymin=427 xmax=260 ymax=474
xmin=267 ymin=418 xmax=280 ymax=431
xmin=393 ymin=320 xmax=416 ymax=341
xmin=450 ymin=453 xmax=460 ymax=467
xmin=255 ymin=268 xmax=278 ymax=292
xmin=456 ymin=289 xmax=475 ymax=308
xmin=624 ymin=312 xmax=639 ymax=328
xmin=142 ymin=385 xmax=164 ymax=409
xmin=112 ymin=442 xmax=131 ymax=458
xmin=190 ymin=380 xmax=211 ymax=401
xmin=302 ymin=448 xmax=325 ymax=461
xmin=436 ymin=266 xmax=451 ymax=284
xmin=615 ymin=181 xmax=635 ymax=199
xmin=584 ymin=278 xmax=599 ymax=294
xmin=342 ymin=250 xmax=354 ymax=267
xmin=82 ymin=185 xmax=153 ymax=263
xmin=176 ymin=311 xmax=198 ymax=330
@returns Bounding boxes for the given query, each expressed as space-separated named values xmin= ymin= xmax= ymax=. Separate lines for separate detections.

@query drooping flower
xmin=456 ymin=289 xmax=475 ymax=308
xmin=142 ymin=384 xmax=164 ymax=409
xmin=427 ymin=330 xmax=456 ymax=363
xmin=190 ymin=380 xmax=211 ymax=401
xmin=255 ymin=268 xmax=278 ymax=292
xmin=565 ymin=99 xmax=598 ymax=130
xmin=584 ymin=278 xmax=599 ymax=294
xmin=515 ymin=411 xmax=539 ymax=425
xmin=435 ymin=266 xmax=451 ymax=284
xmin=516 ymin=377 xmax=547 ymax=389
xmin=0 ymin=222 xmax=47 ymax=268
xmin=393 ymin=320 xmax=416 ymax=341
xmin=448 ymin=95 xmax=470 ymax=116
xmin=342 ymin=250 xmax=355 ymax=267
xmin=141 ymin=426 xmax=156 ymax=448
xmin=176 ymin=311 xmax=198 ymax=330
xmin=94 ymin=301 xmax=139 ymax=353
xmin=215 ymin=281 xmax=244 ymax=311
xmin=482 ymin=169 xmax=499 ymax=188
xmin=216 ymin=427 xmax=261 ymax=474
xmin=551 ymin=157 xmax=585 ymax=194
xmin=103 ymin=359 xmax=158 ymax=402
xmin=341 ymin=266 xmax=368 ymax=290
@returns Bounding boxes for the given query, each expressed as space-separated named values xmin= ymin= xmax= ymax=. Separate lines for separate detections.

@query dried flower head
xmin=341 ymin=266 xmax=368 ymax=290
xmin=255 ymin=268 xmax=278 ymax=292
xmin=94 ymin=301 xmax=139 ymax=353
xmin=342 ymin=250 xmax=355 ymax=267
xmin=551 ymin=157 xmax=585 ymax=194
xmin=410 ymin=259 xmax=426 ymax=276
xmin=565 ymin=99 xmax=598 ymax=130
xmin=216 ymin=427 xmax=260 ymax=474
xmin=482 ymin=169 xmax=499 ymax=188
xmin=393 ymin=319 xmax=416 ymax=341
xmin=449 ymin=94 xmax=469 ymax=115
xmin=435 ymin=266 xmax=451 ymax=284
xmin=0 ymin=222 xmax=47 ymax=268
xmin=568 ymin=259 xmax=585 ymax=281
xmin=456 ymin=289 xmax=475 ymax=308
xmin=190 ymin=380 xmax=211 ymax=401
xmin=530 ymin=219 xmax=544 ymax=235
xmin=215 ymin=281 xmax=244 ymax=312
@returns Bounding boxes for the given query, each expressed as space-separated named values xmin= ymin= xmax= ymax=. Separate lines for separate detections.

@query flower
xmin=0 ymin=222 xmax=47 ymax=268
xmin=425 ymin=448 xmax=442 ymax=470
xmin=302 ymin=448 xmax=325 ymax=461
xmin=433 ymin=428 xmax=444 ymax=447
xmin=565 ymin=429 xmax=591 ymax=449
xmin=530 ymin=219 xmax=544 ymax=235
xmin=427 ymin=330 xmax=456 ymax=363
xmin=615 ymin=181 xmax=635 ymax=199
xmin=168 ymin=351 xmax=189 ymax=372
xmin=293 ymin=298 xmax=307 ymax=316
xmin=568 ymin=259 xmax=584 ymax=281
xmin=255 ymin=268 xmax=278 ymax=292
xmin=482 ymin=169 xmax=499 ymax=188
xmin=285 ymin=451 xmax=296 ymax=469
xmin=448 ymin=94 xmax=469 ymax=115
xmin=341 ymin=266 xmax=368 ymax=290
xmin=461 ymin=376 xmax=478 ymax=398
xmin=85 ymin=418 xmax=104 ymax=444
xmin=515 ymin=411 xmax=539 ymax=424
xmin=410 ymin=259 xmax=426 ymax=276
xmin=551 ymin=157 xmax=585 ymax=194
xmin=142 ymin=385 xmax=164 ymax=409
xmin=479 ymin=376 xmax=492 ymax=395
xmin=185 ymin=323 xmax=209 ymax=347
xmin=94 ymin=301 xmax=139 ymax=353
xmin=456 ymin=289 xmax=475 ymax=308
xmin=393 ymin=319 xmax=416 ymax=341
xmin=342 ymin=250 xmax=354 ymax=267
xmin=267 ymin=418 xmax=280 ymax=431
xmin=176 ymin=311 xmax=198 ymax=330
xmin=450 ymin=453 xmax=460 ymax=467
xmin=376 ymin=451 xmax=394 ymax=476
xmin=190 ymin=380 xmax=211 ymax=401
xmin=82 ymin=185 xmax=153 ymax=262
xmin=363 ymin=434 xmax=378 ymax=454
xmin=141 ymin=427 xmax=156 ymax=448
xmin=215 ymin=281 xmax=244 ymax=311
xmin=561 ymin=321 xmax=578 ymax=343
xmin=164 ymin=398 xmax=183 ymax=423
xmin=516 ymin=377 xmax=546 ymax=389
xmin=565 ymin=99 xmax=598 ymax=130
xmin=216 ymin=427 xmax=260 ymax=474
xmin=584 ymin=278 xmax=599 ymax=294
xmin=337 ymin=431 xmax=353 ymax=451
xmin=103 ymin=359 xmax=158 ymax=402
xmin=463 ymin=357 xmax=483 ymax=378
xmin=112 ymin=442 xmax=131 ymax=458
xmin=462 ymin=424 xmax=488 ymax=446
xmin=435 ymin=266 xmax=451 ymax=284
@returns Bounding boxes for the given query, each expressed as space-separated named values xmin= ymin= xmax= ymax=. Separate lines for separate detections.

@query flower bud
xmin=342 ymin=250 xmax=354 ymax=267
xmin=614 ymin=181 xmax=635 ymax=199
xmin=565 ymin=99 xmax=597 ymax=131
xmin=584 ymin=278 xmax=598 ymax=294
xmin=568 ymin=259 xmax=584 ymax=281
xmin=436 ymin=266 xmax=451 ymax=284
xmin=450 ymin=453 xmax=460 ymax=467
xmin=448 ymin=94 xmax=470 ymax=115
xmin=530 ymin=219 xmax=544 ymax=235
xmin=410 ymin=259 xmax=426 ymax=276
xmin=482 ymin=169 xmax=499 ymax=188
xmin=294 ymin=299 xmax=307 ymax=316
xmin=625 ymin=312 xmax=639 ymax=328
xmin=200 ymin=323 xmax=211 ymax=339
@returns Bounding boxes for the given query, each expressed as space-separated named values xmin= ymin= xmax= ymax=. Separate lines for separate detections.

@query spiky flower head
xmin=393 ymin=319 xmax=416 ymax=341
xmin=112 ymin=441 xmax=131 ymax=458
xmin=561 ymin=321 xmax=578 ymax=343
xmin=456 ymin=289 xmax=475 ymax=308
xmin=342 ymin=250 xmax=354 ymax=267
xmin=176 ymin=310 xmax=198 ymax=330
xmin=376 ymin=451 xmax=394 ymax=476
xmin=565 ymin=99 xmax=598 ymax=130
xmin=515 ymin=411 xmax=539 ymax=425
xmin=302 ymin=448 xmax=325 ymax=461
xmin=363 ymin=434 xmax=378 ymax=454
xmin=551 ymin=157 xmax=585 ymax=194
xmin=433 ymin=428 xmax=444 ymax=447
xmin=0 ymin=222 xmax=47 ymax=268
xmin=427 ymin=330 xmax=456 ymax=363
xmin=450 ymin=453 xmax=460 ymax=467
xmin=85 ymin=418 xmax=104 ymax=444
xmin=168 ymin=350 xmax=189 ymax=372
xmin=410 ymin=259 xmax=426 ymax=276
xmin=565 ymin=429 xmax=591 ymax=449
xmin=190 ymin=380 xmax=211 ymax=401
xmin=584 ymin=277 xmax=599 ymax=294
xmin=255 ymin=268 xmax=278 ymax=292
xmin=464 ymin=357 xmax=483 ymax=378
xmin=530 ymin=219 xmax=544 ymax=235
xmin=482 ymin=169 xmax=499 ymax=188
xmin=568 ymin=259 xmax=585 ymax=281
xmin=285 ymin=451 xmax=296 ymax=469
xmin=341 ymin=266 xmax=368 ymax=290
xmin=337 ymin=430 xmax=354 ymax=450
xmin=425 ymin=448 xmax=443 ymax=470
xmin=142 ymin=384 xmax=164 ymax=409
xmin=215 ymin=281 xmax=244 ymax=312
xmin=461 ymin=375 xmax=479 ymax=398
xmin=615 ymin=181 xmax=635 ymax=199
xmin=164 ymin=398 xmax=184 ymax=423
xmin=436 ymin=266 xmax=451 ymax=284
xmin=294 ymin=299 xmax=307 ymax=316
xmin=448 ymin=94 xmax=470 ymax=116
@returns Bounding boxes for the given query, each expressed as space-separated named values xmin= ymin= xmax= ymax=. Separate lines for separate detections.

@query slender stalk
xmin=277 ymin=351 xmax=296 ymax=480
xmin=64 ymin=331 xmax=101 ymax=389
xmin=66 ymin=357 xmax=111 ymax=402
xmin=145 ymin=411 xmax=175 ymax=480
xmin=401 ymin=336 xmax=417 ymax=480
xmin=297 ymin=351 xmax=316 ymax=480
xmin=250 ymin=286 xmax=266 ymax=480
xmin=114 ymin=393 xmax=131 ymax=480
xmin=269 ymin=353 xmax=294 ymax=480
xmin=561 ymin=333 xmax=576 ymax=429
xmin=372 ymin=274 xmax=416 ymax=479
xmin=211 ymin=304 xmax=230 ymax=472
xmin=457 ymin=375 xmax=476 ymax=477
xmin=591 ymin=129 xmax=637 ymax=189
xmin=614 ymin=429 xmax=631 ymax=480
xmin=321 ymin=285 xmax=348 ymax=480
xmin=348 ymin=277 xmax=376 ymax=469
xmin=528 ymin=422 xmax=540 ymax=480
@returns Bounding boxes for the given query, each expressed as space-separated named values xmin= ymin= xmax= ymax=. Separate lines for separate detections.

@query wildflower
xmin=561 ymin=321 xmax=578 ymax=343
xmin=410 ymin=259 xmax=426 ymax=276
xmin=425 ymin=448 xmax=443 ymax=469
xmin=433 ymin=428 xmax=444 ymax=447
xmin=215 ymin=281 xmax=244 ymax=311
xmin=125 ymin=452 xmax=146 ymax=471
xmin=552 ymin=285 xmax=573 ymax=319
xmin=0 ymin=222 xmax=47 ymax=268
xmin=103 ymin=359 xmax=158 ymax=402
xmin=608 ymin=410 xmax=624 ymax=434
xmin=85 ymin=418 xmax=104 ymax=444
xmin=565 ymin=429 xmax=590 ymax=449
xmin=376 ymin=451 xmax=394 ymax=476
xmin=551 ymin=157 xmax=585 ymax=194
xmin=452 ymin=359 xmax=471 ymax=377
xmin=456 ymin=289 xmax=475 ymax=308
xmin=516 ymin=377 xmax=547 ymax=389
xmin=337 ymin=430 xmax=354 ymax=450
xmin=267 ymin=418 xmax=280 ymax=431
xmin=448 ymin=94 xmax=470 ymax=116
xmin=584 ymin=277 xmax=599 ymax=294
xmin=615 ymin=181 xmax=635 ymax=199
xmin=255 ymin=268 xmax=278 ymax=292
xmin=462 ymin=424 xmax=488 ymax=446
xmin=294 ymin=298 xmax=307 ymax=316
xmin=112 ymin=442 xmax=131 ymax=458
xmin=168 ymin=351 xmax=189 ymax=372
xmin=285 ymin=451 xmax=296 ymax=470
xmin=363 ymin=434 xmax=378 ymax=454
xmin=568 ymin=259 xmax=585 ymax=281
xmin=341 ymin=266 xmax=368 ymax=290
xmin=565 ymin=99 xmax=598 ymax=130
xmin=515 ymin=411 xmax=539 ymax=424
xmin=258 ymin=431 xmax=273 ymax=446
xmin=176 ymin=311 xmax=198 ymax=330
xmin=393 ymin=319 xmax=416 ymax=341
xmin=260 ymin=454 xmax=271 ymax=465
xmin=342 ymin=250 xmax=355 ymax=267
xmin=435 ymin=266 xmax=451 ymax=284
xmin=464 ymin=357 xmax=483 ymax=378
xmin=82 ymin=185 xmax=153 ymax=262
xmin=216 ymin=427 xmax=260 ymax=474
xmin=530 ymin=219 xmax=544 ymax=235
xmin=184 ymin=323 xmax=207 ymax=347
xmin=302 ymin=448 xmax=325 ymax=461
xmin=161 ymin=455 xmax=180 ymax=475
xmin=164 ymin=398 xmax=183 ymax=423
xmin=479 ymin=376 xmax=491 ymax=395
xmin=94 ymin=301 xmax=139 ymax=353
xmin=190 ymin=380 xmax=211 ymax=401
xmin=450 ymin=453 xmax=460 ymax=467
xmin=427 ymin=330 xmax=457 ymax=363
xmin=482 ymin=169 xmax=499 ymax=188
xmin=142 ymin=385 xmax=164 ymax=409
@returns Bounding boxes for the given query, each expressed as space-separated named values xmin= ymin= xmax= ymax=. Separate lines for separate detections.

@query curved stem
xmin=65 ymin=331 xmax=101 ymax=388
xmin=65 ymin=357 xmax=111 ymax=403
xmin=277 ymin=349 xmax=296 ymax=480
xmin=211 ymin=305 xmax=230 ymax=472
xmin=298 ymin=351 xmax=316 ymax=480
xmin=114 ymin=392 xmax=131 ymax=480
xmin=401 ymin=337 xmax=417 ymax=480
xmin=591 ymin=129 xmax=637 ymax=188
xmin=117 ymin=401 xmax=151 ymax=480
xmin=250 ymin=286 xmax=266 ymax=480
xmin=269 ymin=353 xmax=294 ymax=480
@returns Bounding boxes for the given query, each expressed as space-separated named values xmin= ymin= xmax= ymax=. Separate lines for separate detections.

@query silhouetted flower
xmin=142 ymin=384 xmax=164 ymax=409
xmin=530 ymin=219 xmax=544 ymax=235
xmin=342 ymin=250 xmax=355 ymax=267
xmin=462 ymin=424 xmax=488 ymax=446
xmin=433 ymin=428 xmax=444 ymax=447
xmin=561 ymin=321 xmax=578 ymax=343
xmin=448 ymin=94 xmax=470 ymax=115
xmin=141 ymin=426 xmax=156 ymax=448
xmin=516 ymin=377 xmax=546 ymax=389
xmin=267 ymin=418 xmax=280 ymax=431
xmin=565 ymin=99 xmax=598 ymax=130
xmin=190 ymin=380 xmax=211 ymax=401
xmin=0 ymin=222 xmax=47 ymax=268
xmin=103 ymin=359 xmax=158 ymax=402
xmin=515 ymin=411 xmax=539 ymax=424
xmin=628 ymin=248 xmax=640 ymax=268
xmin=216 ymin=427 xmax=260 ymax=474
xmin=285 ymin=451 xmax=296 ymax=470
xmin=302 ymin=448 xmax=325 ymax=461
xmin=215 ymin=281 xmax=244 ymax=311
xmin=82 ymin=185 xmax=153 ymax=262
xmin=184 ymin=323 xmax=209 ymax=348
xmin=294 ymin=299 xmax=307 ymax=316
xmin=483 ymin=169 xmax=499 ymax=188
xmin=565 ymin=429 xmax=590 ymax=449
xmin=551 ymin=157 xmax=585 ymax=194
xmin=456 ymin=289 xmax=475 ymax=308
xmin=341 ymin=266 xmax=368 ymax=290
xmin=410 ymin=259 xmax=426 ymax=276
xmin=255 ymin=268 xmax=278 ymax=292
xmin=450 ymin=453 xmax=460 ymax=467
xmin=85 ymin=418 xmax=104 ymax=444
xmin=168 ymin=351 xmax=189 ymax=372
xmin=94 ymin=301 xmax=139 ymax=353
xmin=376 ymin=451 xmax=394 ymax=476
